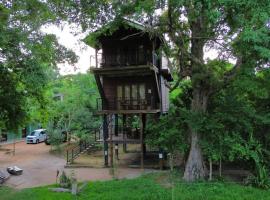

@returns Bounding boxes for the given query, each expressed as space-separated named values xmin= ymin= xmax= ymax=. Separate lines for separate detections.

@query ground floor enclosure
xmin=96 ymin=112 xmax=167 ymax=170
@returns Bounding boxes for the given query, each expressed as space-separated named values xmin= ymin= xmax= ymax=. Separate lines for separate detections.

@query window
xmin=131 ymin=84 xmax=137 ymax=100
xmin=117 ymin=85 xmax=122 ymax=99
xmin=139 ymin=84 xmax=146 ymax=100
xmin=125 ymin=85 xmax=130 ymax=100
xmin=117 ymin=85 xmax=123 ymax=109
xmin=116 ymin=84 xmax=146 ymax=110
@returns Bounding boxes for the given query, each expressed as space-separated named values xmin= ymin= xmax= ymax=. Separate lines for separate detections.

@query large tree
xmin=49 ymin=0 xmax=270 ymax=181
xmin=0 ymin=1 xmax=77 ymax=129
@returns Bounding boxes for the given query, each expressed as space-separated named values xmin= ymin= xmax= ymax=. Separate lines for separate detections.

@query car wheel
xmin=36 ymin=139 xmax=39 ymax=144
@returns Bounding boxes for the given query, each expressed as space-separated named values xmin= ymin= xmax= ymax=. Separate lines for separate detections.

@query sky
xmin=41 ymin=23 xmax=95 ymax=75
xmin=41 ymin=23 xmax=223 ymax=75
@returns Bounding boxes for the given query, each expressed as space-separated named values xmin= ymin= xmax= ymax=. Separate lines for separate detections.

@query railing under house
xmin=96 ymin=97 xmax=158 ymax=111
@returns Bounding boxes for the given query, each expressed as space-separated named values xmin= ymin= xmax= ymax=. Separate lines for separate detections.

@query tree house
xmin=88 ymin=19 xmax=173 ymax=169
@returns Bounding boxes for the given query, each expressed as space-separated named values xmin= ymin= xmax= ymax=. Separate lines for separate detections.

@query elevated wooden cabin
xmin=88 ymin=19 xmax=173 ymax=168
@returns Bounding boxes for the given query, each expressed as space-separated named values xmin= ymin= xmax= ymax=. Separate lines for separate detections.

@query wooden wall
xmin=102 ymin=75 xmax=159 ymax=110
xmin=99 ymin=26 xmax=160 ymax=68
xmin=160 ymin=76 xmax=169 ymax=113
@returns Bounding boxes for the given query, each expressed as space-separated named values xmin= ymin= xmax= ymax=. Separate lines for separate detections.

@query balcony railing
xmin=94 ymin=51 xmax=158 ymax=68
xmin=96 ymin=97 xmax=158 ymax=111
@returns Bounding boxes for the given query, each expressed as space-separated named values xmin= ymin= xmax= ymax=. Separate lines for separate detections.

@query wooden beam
xmin=103 ymin=115 xmax=108 ymax=167
xmin=91 ymin=65 xmax=156 ymax=77
xmin=114 ymin=114 xmax=119 ymax=160
xmin=140 ymin=113 xmax=145 ymax=170
xmin=123 ymin=114 xmax=127 ymax=153
xmin=95 ymin=109 xmax=160 ymax=115
xmin=153 ymin=71 xmax=161 ymax=101
xmin=109 ymin=115 xmax=114 ymax=170
xmin=94 ymin=75 xmax=106 ymax=100
xmin=142 ymin=114 xmax=147 ymax=159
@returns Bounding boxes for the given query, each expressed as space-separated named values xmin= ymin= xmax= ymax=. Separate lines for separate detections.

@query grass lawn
xmin=1 ymin=173 xmax=270 ymax=200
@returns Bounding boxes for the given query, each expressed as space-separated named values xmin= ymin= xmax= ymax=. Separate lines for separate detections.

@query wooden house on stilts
xmin=87 ymin=18 xmax=173 ymax=169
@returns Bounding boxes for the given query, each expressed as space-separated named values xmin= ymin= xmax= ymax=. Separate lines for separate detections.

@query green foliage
xmin=0 ymin=1 xmax=77 ymax=130
xmin=246 ymin=164 xmax=270 ymax=189
xmin=146 ymin=106 xmax=188 ymax=154
xmin=46 ymin=73 xmax=100 ymax=141
xmin=146 ymin=79 xmax=193 ymax=155
xmin=47 ymin=128 xmax=64 ymax=147
xmin=59 ymin=171 xmax=71 ymax=189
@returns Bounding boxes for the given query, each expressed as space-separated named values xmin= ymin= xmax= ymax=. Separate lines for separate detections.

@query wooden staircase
xmin=65 ymin=117 xmax=117 ymax=165
xmin=66 ymin=139 xmax=97 ymax=165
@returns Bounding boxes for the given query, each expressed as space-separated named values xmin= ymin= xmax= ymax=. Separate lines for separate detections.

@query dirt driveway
xmin=0 ymin=142 xmax=152 ymax=189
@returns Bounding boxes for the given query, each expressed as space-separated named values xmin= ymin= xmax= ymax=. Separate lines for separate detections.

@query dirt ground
xmin=0 ymin=141 xmax=154 ymax=189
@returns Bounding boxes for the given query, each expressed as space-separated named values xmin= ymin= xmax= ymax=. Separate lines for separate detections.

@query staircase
xmin=65 ymin=116 xmax=115 ymax=165
xmin=66 ymin=139 xmax=96 ymax=165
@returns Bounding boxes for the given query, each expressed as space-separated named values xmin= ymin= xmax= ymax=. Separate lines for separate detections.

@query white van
xmin=26 ymin=129 xmax=47 ymax=144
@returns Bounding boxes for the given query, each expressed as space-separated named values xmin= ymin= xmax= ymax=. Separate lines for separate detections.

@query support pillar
xmin=140 ymin=113 xmax=146 ymax=170
xmin=109 ymin=114 xmax=114 ymax=168
xmin=142 ymin=114 xmax=147 ymax=159
xmin=103 ymin=115 xmax=108 ymax=167
xmin=114 ymin=114 xmax=119 ymax=160
xmin=123 ymin=114 xmax=127 ymax=153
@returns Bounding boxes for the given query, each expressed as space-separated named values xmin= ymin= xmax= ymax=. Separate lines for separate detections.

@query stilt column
xmin=123 ymin=114 xmax=127 ymax=153
xmin=114 ymin=114 xmax=119 ymax=160
xmin=140 ymin=113 xmax=146 ymax=170
xmin=103 ymin=115 xmax=108 ymax=167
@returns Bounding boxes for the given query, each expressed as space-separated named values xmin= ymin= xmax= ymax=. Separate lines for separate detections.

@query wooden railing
xmin=66 ymin=139 xmax=95 ymax=164
xmin=96 ymin=97 xmax=157 ymax=111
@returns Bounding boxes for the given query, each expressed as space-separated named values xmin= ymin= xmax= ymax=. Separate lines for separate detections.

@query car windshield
xmin=30 ymin=131 xmax=37 ymax=136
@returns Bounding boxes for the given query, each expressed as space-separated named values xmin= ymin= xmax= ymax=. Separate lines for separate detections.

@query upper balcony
xmin=92 ymin=49 xmax=159 ymax=68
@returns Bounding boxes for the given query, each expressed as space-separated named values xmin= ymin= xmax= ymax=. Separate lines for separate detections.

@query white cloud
xmin=41 ymin=23 xmax=95 ymax=75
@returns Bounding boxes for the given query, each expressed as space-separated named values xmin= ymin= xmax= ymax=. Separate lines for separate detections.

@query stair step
xmin=66 ymin=143 xmax=97 ymax=163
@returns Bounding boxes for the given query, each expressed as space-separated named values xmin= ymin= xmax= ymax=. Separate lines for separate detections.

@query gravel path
xmin=0 ymin=141 xmax=152 ymax=189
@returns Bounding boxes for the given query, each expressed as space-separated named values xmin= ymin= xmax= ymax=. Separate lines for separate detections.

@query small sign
xmin=148 ymin=89 xmax=152 ymax=94
xmin=104 ymin=151 xmax=108 ymax=156
xmin=159 ymin=153 xmax=163 ymax=159
xmin=115 ymin=145 xmax=118 ymax=150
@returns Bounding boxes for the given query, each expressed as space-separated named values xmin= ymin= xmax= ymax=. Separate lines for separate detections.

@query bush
xmin=59 ymin=171 xmax=71 ymax=188
xmin=245 ymin=164 xmax=270 ymax=189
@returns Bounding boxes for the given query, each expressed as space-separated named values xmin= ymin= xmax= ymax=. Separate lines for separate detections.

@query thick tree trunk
xmin=182 ymin=11 xmax=209 ymax=181
xmin=183 ymin=88 xmax=208 ymax=181
xmin=183 ymin=129 xmax=206 ymax=181
xmin=209 ymin=159 xmax=213 ymax=181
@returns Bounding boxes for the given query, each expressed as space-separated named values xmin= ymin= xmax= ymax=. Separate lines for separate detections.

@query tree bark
xmin=183 ymin=127 xmax=206 ymax=181
xmin=183 ymin=11 xmax=209 ymax=181
xmin=209 ymin=158 xmax=213 ymax=181
xmin=219 ymin=158 xmax=222 ymax=177
xmin=182 ymin=20 xmax=208 ymax=180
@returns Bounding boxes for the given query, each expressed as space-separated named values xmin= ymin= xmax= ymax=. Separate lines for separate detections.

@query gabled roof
xmin=84 ymin=18 xmax=157 ymax=49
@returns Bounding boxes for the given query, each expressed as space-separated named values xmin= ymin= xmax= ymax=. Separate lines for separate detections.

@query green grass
xmin=1 ymin=173 xmax=270 ymax=200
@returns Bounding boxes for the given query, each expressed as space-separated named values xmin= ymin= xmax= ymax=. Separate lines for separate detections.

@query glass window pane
xmin=125 ymin=85 xmax=130 ymax=99
xmin=117 ymin=85 xmax=122 ymax=99
xmin=139 ymin=84 xmax=145 ymax=99
xmin=132 ymin=85 xmax=137 ymax=100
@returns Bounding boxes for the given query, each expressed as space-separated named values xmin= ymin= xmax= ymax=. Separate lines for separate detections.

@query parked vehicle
xmin=26 ymin=129 xmax=47 ymax=144
xmin=45 ymin=131 xmax=67 ymax=145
